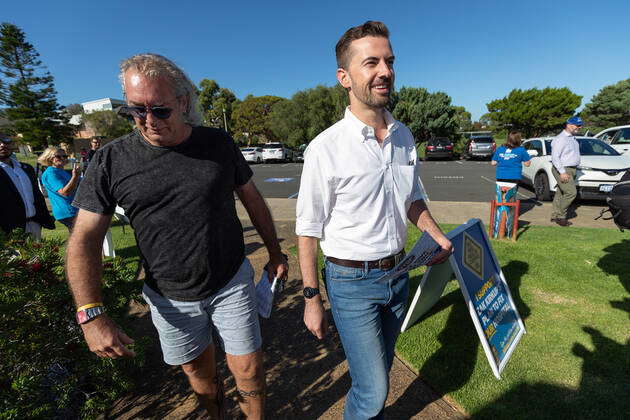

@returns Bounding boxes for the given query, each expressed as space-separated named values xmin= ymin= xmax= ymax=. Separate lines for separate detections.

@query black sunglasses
xmin=124 ymin=105 xmax=173 ymax=120
xmin=54 ymin=154 xmax=68 ymax=159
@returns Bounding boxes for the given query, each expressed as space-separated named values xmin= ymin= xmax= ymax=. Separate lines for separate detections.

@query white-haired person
xmin=65 ymin=53 xmax=287 ymax=419
xmin=38 ymin=146 xmax=80 ymax=230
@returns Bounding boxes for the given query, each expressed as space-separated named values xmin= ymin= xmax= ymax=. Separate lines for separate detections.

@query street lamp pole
xmin=222 ymin=108 xmax=228 ymax=132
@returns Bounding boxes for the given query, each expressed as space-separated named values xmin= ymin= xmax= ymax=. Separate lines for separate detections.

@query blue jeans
xmin=325 ymin=259 xmax=409 ymax=420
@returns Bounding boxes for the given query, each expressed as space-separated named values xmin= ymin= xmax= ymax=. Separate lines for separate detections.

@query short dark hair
xmin=335 ymin=21 xmax=390 ymax=69
xmin=506 ymin=131 xmax=522 ymax=148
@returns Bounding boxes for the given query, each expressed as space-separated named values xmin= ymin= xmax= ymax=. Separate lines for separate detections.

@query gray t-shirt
xmin=73 ymin=127 xmax=253 ymax=301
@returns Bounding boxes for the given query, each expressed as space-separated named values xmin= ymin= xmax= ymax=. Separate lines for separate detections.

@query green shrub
xmin=0 ymin=230 xmax=149 ymax=419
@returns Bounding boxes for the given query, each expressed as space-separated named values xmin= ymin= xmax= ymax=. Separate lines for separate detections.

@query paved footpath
xmin=103 ymin=198 xmax=614 ymax=419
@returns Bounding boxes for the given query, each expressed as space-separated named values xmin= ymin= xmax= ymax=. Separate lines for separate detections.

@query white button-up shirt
xmin=296 ymin=107 xmax=425 ymax=260
xmin=0 ymin=157 xmax=36 ymax=218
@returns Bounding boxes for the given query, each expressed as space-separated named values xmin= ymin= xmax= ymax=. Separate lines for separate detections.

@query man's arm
xmin=235 ymin=179 xmax=288 ymax=280
xmin=66 ymin=209 xmax=135 ymax=358
xmin=298 ymin=235 xmax=327 ymax=339
xmin=407 ymin=200 xmax=453 ymax=265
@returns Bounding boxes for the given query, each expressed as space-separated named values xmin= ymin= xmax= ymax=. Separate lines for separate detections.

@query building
xmin=81 ymin=98 xmax=125 ymax=114
xmin=71 ymin=98 xmax=126 ymax=139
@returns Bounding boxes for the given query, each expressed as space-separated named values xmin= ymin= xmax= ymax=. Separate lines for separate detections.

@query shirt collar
xmin=0 ymin=156 xmax=19 ymax=169
xmin=343 ymin=106 xmax=400 ymax=142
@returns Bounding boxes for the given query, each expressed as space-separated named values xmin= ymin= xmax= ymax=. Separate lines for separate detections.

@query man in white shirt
xmin=296 ymin=21 xmax=452 ymax=419
xmin=0 ymin=136 xmax=55 ymax=238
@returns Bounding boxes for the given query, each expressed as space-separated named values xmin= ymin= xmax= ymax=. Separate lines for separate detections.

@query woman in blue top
xmin=491 ymin=131 xmax=531 ymax=187
xmin=38 ymin=147 xmax=80 ymax=230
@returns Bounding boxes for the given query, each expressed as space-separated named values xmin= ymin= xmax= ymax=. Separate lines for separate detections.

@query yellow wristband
xmin=76 ymin=302 xmax=103 ymax=312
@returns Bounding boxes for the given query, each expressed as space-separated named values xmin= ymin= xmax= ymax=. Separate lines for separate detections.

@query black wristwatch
xmin=303 ymin=287 xmax=320 ymax=299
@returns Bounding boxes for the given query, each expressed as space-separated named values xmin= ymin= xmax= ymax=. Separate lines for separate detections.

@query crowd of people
xmin=0 ymin=20 xmax=591 ymax=419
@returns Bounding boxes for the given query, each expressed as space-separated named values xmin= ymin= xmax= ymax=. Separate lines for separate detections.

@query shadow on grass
xmin=387 ymin=288 xmax=478 ymax=418
xmin=501 ymin=260 xmax=530 ymax=319
xmin=473 ymin=239 xmax=630 ymax=419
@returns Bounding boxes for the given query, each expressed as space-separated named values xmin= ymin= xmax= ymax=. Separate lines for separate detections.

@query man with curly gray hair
xmin=66 ymin=53 xmax=287 ymax=419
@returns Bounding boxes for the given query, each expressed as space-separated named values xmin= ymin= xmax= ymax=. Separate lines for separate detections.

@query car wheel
xmin=534 ymin=172 xmax=552 ymax=201
xmin=257 ymin=157 xmax=262 ymax=163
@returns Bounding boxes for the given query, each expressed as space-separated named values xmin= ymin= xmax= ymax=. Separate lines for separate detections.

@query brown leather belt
xmin=327 ymin=250 xmax=406 ymax=271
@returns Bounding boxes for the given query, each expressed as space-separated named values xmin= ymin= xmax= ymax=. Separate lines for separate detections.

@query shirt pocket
xmin=392 ymin=164 xmax=416 ymax=206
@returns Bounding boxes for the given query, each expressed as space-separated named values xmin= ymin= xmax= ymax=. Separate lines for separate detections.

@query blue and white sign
xmin=401 ymin=218 xmax=525 ymax=379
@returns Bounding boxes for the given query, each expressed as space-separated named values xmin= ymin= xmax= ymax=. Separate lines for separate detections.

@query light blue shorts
xmin=142 ymin=258 xmax=262 ymax=366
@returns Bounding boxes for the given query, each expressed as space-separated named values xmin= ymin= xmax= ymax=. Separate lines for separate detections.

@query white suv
xmin=521 ymin=136 xmax=630 ymax=201
xmin=262 ymin=142 xmax=292 ymax=163
xmin=594 ymin=125 xmax=630 ymax=155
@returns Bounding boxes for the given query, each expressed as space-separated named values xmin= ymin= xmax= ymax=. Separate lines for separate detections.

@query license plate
xmin=599 ymin=184 xmax=614 ymax=192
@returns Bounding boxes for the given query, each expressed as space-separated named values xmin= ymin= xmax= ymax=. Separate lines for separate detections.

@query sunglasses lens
xmin=127 ymin=107 xmax=146 ymax=119
xmin=152 ymin=107 xmax=172 ymax=119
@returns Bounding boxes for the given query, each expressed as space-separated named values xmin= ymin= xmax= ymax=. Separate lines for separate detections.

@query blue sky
xmin=4 ymin=0 xmax=629 ymax=120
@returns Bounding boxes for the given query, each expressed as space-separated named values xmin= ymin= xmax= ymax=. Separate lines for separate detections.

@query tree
xmin=268 ymin=85 xmax=349 ymax=147
xmin=197 ymin=79 xmax=238 ymax=133
xmin=453 ymin=106 xmax=473 ymax=131
xmin=0 ymin=23 xmax=74 ymax=149
xmin=486 ymin=87 xmax=581 ymax=138
xmin=581 ymin=78 xmax=630 ymax=132
xmin=231 ymin=95 xmax=284 ymax=143
xmin=62 ymin=103 xmax=83 ymax=116
xmin=81 ymin=110 xmax=133 ymax=139
xmin=392 ymin=87 xmax=458 ymax=141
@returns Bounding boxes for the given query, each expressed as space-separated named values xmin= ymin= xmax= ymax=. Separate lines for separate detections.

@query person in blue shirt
xmin=38 ymin=146 xmax=80 ymax=230
xmin=491 ymin=131 xmax=531 ymax=187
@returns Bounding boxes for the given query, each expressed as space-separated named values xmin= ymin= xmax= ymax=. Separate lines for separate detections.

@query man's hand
xmin=81 ymin=314 xmax=136 ymax=358
xmin=428 ymin=237 xmax=454 ymax=266
xmin=559 ymin=173 xmax=570 ymax=183
xmin=304 ymin=297 xmax=328 ymax=339
xmin=267 ymin=252 xmax=288 ymax=282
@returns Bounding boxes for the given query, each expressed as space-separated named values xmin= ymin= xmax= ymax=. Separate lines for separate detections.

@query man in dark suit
xmin=0 ymin=136 xmax=55 ymax=238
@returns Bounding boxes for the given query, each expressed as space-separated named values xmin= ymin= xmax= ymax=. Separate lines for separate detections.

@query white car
xmin=240 ymin=147 xmax=263 ymax=164
xmin=521 ymin=136 xmax=630 ymax=201
xmin=262 ymin=142 xmax=292 ymax=163
xmin=594 ymin=125 xmax=630 ymax=155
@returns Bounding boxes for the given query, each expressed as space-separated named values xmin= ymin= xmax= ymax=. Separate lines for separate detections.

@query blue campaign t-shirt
xmin=492 ymin=146 xmax=531 ymax=180
xmin=41 ymin=167 xmax=78 ymax=220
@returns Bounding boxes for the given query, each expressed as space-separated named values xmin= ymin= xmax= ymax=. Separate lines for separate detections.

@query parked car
xmin=521 ymin=136 xmax=630 ymax=201
xmin=594 ymin=125 xmax=630 ymax=155
xmin=424 ymin=137 xmax=454 ymax=160
xmin=240 ymin=147 xmax=263 ymax=163
xmin=295 ymin=151 xmax=304 ymax=162
xmin=262 ymin=142 xmax=292 ymax=163
xmin=463 ymin=135 xmax=496 ymax=160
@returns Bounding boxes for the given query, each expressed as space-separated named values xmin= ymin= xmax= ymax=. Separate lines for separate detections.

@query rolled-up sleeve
xmin=410 ymin=158 xmax=427 ymax=203
xmin=295 ymin=145 xmax=330 ymax=238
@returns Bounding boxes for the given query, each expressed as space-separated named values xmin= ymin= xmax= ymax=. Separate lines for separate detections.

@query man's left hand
xmin=267 ymin=252 xmax=289 ymax=282
xmin=428 ymin=237 xmax=453 ymax=266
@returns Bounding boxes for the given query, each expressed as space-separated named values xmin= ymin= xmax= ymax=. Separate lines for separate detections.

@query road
xmin=250 ymin=160 xmax=539 ymax=203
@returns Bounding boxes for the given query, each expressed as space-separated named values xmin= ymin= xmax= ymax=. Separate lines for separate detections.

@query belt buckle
xmin=378 ymin=258 xmax=391 ymax=271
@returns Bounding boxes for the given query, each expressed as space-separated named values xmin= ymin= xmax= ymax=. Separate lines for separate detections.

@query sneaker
xmin=555 ymin=218 xmax=572 ymax=227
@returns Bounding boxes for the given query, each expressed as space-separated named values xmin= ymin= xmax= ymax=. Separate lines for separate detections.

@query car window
xmin=263 ymin=143 xmax=283 ymax=149
xmin=472 ymin=137 xmax=493 ymax=143
xmin=578 ymin=138 xmax=620 ymax=156
xmin=544 ymin=140 xmax=552 ymax=155
xmin=613 ymin=128 xmax=630 ymax=145
xmin=525 ymin=140 xmax=544 ymax=156
xmin=256 ymin=147 xmax=263 ymax=152
xmin=241 ymin=148 xmax=254 ymax=151
xmin=599 ymin=130 xmax=618 ymax=142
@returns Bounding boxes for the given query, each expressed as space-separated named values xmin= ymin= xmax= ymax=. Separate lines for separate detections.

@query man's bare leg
xmin=226 ymin=349 xmax=265 ymax=419
xmin=181 ymin=345 xmax=224 ymax=419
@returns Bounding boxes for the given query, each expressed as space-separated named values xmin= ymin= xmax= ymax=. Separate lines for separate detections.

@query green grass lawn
xmin=43 ymin=219 xmax=140 ymax=270
xmin=396 ymin=224 xmax=630 ymax=419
